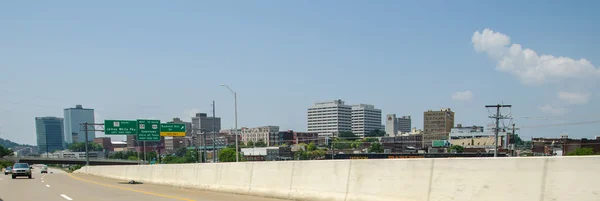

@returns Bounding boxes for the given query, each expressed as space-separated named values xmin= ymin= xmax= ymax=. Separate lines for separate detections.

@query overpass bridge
xmin=4 ymin=156 xmax=140 ymax=165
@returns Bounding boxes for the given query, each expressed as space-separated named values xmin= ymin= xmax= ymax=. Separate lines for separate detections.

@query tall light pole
xmin=221 ymin=84 xmax=239 ymax=162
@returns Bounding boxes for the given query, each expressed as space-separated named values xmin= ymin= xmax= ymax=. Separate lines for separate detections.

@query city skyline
xmin=1 ymin=1 xmax=600 ymax=145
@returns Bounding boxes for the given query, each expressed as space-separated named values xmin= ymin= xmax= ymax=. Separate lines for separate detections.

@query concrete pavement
xmin=0 ymin=167 xmax=289 ymax=201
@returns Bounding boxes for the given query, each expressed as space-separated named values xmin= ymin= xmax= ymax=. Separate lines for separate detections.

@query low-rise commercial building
xmin=532 ymin=135 xmax=600 ymax=156
xmin=381 ymin=135 xmax=423 ymax=153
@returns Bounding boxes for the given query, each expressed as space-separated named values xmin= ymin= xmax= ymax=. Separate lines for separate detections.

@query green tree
xmin=219 ymin=147 xmax=237 ymax=162
xmin=307 ymin=142 xmax=317 ymax=151
xmin=350 ymin=140 xmax=363 ymax=149
xmin=333 ymin=139 xmax=351 ymax=150
xmin=127 ymin=156 xmax=139 ymax=161
xmin=338 ymin=131 xmax=358 ymax=139
xmin=368 ymin=142 xmax=384 ymax=153
xmin=567 ymin=148 xmax=596 ymax=156
xmin=366 ymin=129 xmax=386 ymax=137
xmin=255 ymin=139 xmax=267 ymax=147
xmin=364 ymin=137 xmax=379 ymax=142
xmin=295 ymin=149 xmax=308 ymax=160
xmin=449 ymin=145 xmax=465 ymax=153
xmin=93 ymin=143 xmax=104 ymax=151
xmin=246 ymin=141 xmax=255 ymax=147
xmin=68 ymin=142 xmax=103 ymax=152
xmin=0 ymin=145 xmax=13 ymax=158
xmin=174 ymin=147 xmax=187 ymax=157
xmin=146 ymin=151 xmax=158 ymax=161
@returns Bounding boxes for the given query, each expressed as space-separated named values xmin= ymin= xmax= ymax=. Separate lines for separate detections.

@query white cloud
xmin=472 ymin=29 xmax=600 ymax=85
xmin=451 ymin=90 xmax=473 ymax=101
xmin=538 ymin=104 xmax=566 ymax=115
xmin=557 ymin=91 xmax=590 ymax=105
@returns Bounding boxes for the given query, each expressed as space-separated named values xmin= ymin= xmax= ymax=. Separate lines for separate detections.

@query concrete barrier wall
xmin=75 ymin=156 xmax=600 ymax=201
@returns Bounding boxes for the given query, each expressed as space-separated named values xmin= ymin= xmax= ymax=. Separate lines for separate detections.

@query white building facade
xmin=307 ymin=100 xmax=352 ymax=136
xmin=63 ymin=105 xmax=95 ymax=143
xmin=240 ymin=126 xmax=280 ymax=146
xmin=351 ymin=104 xmax=382 ymax=137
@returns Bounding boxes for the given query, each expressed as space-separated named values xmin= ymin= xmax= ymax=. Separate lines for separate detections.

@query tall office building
xmin=423 ymin=108 xmax=455 ymax=147
xmin=351 ymin=104 xmax=382 ymax=137
xmin=307 ymin=100 xmax=352 ymax=136
xmin=63 ymin=104 xmax=95 ymax=143
xmin=386 ymin=115 xmax=412 ymax=136
xmin=398 ymin=116 xmax=411 ymax=133
xmin=424 ymin=108 xmax=454 ymax=134
xmin=191 ymin=113 xmax=221 ymax=134
xmin=35 ymin=117 xmax=65 ymax=153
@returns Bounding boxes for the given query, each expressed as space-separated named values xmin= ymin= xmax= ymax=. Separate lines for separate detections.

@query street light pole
xmin=221 ymin=84 xmax=239 ymax=162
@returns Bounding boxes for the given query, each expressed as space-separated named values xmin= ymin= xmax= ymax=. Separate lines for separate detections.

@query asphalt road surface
xmin=0 ymin=167 xmax=288 ymax=201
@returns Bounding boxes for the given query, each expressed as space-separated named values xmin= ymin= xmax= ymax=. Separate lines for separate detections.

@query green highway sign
xmin=160 ymin=123 xmax=186 ymax=137
xmin=104 ymin=120 xmax=137 ymax=135
xmin=137 ymin=119 xmax=161 ymax=141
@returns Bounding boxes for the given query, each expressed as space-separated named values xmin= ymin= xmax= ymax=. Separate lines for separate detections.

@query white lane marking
xmin=46 ymin=184 xmax=51 ymax=187
xmin=60 ymin=194 xmax=73 ymax=200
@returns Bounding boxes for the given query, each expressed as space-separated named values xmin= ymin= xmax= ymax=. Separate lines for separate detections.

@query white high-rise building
xmin=352 ymin=104 xmax=382 ymax=137
xmin=385 ymin=114 xmax=398 ymax=136
xmin=307 ymin=100 xmax=352 ymax=136
xmin=63 ymin=105 xmax=95 ymax=143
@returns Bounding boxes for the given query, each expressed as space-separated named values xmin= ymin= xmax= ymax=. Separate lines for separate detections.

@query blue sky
xmin=1 ymin=1 xmax=599 ymax=145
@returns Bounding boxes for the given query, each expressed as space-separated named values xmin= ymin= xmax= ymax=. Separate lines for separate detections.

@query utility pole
xmin=220 ymin=84 xmax=239 ymax=162
xmin=84 ymin=122 xmax=89 ymax=166
xmin=143 ymin=141 xmax=146 ymax=163
xmin=79 ymin=122 xmax=104 ymax=166
xmin=136 ymin=139 xmax=140 ymax=164
xmin=190 ymin=128 xmax=203 ymax=163
xmin=212 ymin=101 xmax=217 ymax=162
xmin=202 ymin=127 xmax=207 ymax=163
xmin=510 ymin=123 xmax=515 ymax=151
xmin=485 ymin=104 xmax=512 ymax=157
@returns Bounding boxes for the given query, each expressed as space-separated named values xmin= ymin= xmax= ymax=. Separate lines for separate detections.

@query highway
xmin=0 ymin=167 xmax=288 ymax=201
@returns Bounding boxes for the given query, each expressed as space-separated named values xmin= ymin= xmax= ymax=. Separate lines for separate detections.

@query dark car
xmin=11 ymin=163 xmax=32 ymax=179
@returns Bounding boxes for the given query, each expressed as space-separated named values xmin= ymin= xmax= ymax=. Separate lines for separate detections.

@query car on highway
xmin=11 ymin=163 xmax=32 ymax=179
xmin=4 ymin=167 xmax=12 ymax=175
xmin=41 ymin=166 xmax=48 ymax=174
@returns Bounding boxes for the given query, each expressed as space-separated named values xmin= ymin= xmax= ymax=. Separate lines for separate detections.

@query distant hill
xmin=0 ymin=138 xmax=32 ymax=149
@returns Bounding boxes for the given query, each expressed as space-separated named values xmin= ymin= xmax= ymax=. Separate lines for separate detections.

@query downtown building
xmin=191 ymin=113 xmax=221 ymax=134
xmin=423 ymin=108 xmax=455 ymax=148
xmin=307 ymin=100 xmax=382 ymax=138
xmin=191 ymin=113 xmax=221 ymax=149
xmin=351 ymin=104 xmax=383 ymax=138
xmin=63 ymin=104 xmax=95 ymax=143
xmin=240 ymin=126 xmax=280 ymax=146
xmin=35 ymin=117 xmax=65 ymax=153
xmin=385 ymin=114 xmax=412 ymax=136
xmin=307 ymin=100 xmax=352 ymax=136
